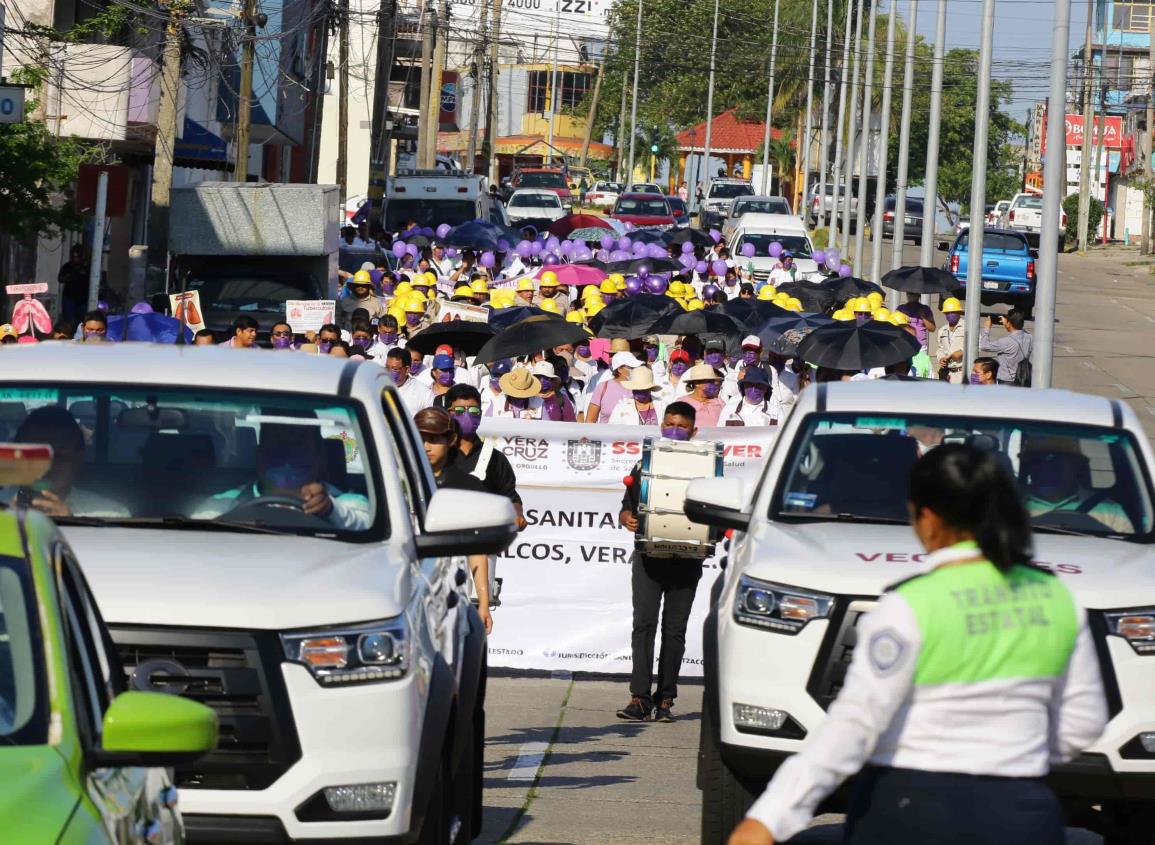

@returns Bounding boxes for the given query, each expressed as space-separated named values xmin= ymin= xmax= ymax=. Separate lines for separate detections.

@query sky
xmin=910 ymin=0 xmax=1092 ymax=116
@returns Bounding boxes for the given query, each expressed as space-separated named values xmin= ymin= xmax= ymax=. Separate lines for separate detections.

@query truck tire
xmin=419 ymin=759 xmax=451 ymax=845
xmin=1103 ymin=801 xmax=1155 ymax=845
xmin=700 ymin=702 xmax=762 ymax=845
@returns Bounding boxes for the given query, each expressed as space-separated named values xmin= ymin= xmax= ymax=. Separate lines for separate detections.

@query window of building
xmin=1113 ymin=1 xmax=1154 ymax=33
xmin=526 ymin=70 xmax=592 ymax=114
xmin=527 ymin=71 xmax=549 ymax=113
xmin=558 ymin=72 xmax=591 ymax=109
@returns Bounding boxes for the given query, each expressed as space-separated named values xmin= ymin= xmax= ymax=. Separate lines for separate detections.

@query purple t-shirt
xmin=592 ymin=379 xmax=630 ymax=424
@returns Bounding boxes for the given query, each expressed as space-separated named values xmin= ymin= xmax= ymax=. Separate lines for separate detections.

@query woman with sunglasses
xmin=413 ymin=406 xmax=494 ymax=632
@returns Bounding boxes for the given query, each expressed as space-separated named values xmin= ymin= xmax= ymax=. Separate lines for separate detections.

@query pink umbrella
xmin=535 ymin=263 xmax=607 ymax=287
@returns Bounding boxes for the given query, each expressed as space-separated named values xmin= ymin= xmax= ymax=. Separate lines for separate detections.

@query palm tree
xmin=768 ymin=131 xmax=795 ymax=197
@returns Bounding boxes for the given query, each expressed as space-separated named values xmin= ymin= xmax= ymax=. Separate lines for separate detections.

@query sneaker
xmin=654 ymin=700 xmax=675 ymax=722
xmin=616 ymin=696 xmax=652 ymax=721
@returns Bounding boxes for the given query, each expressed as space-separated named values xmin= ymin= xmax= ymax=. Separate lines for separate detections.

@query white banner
xmin=285 ymin=300 xmax=336 ymax=333
xmin=475 ymin=419 xmax=778 ymax=677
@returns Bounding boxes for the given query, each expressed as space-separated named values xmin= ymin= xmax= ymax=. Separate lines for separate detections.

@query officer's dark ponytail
xmin=908 ymin=444 xmax=1033 ymax=572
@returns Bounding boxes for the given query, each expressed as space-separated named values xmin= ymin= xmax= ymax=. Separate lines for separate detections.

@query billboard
xmin=1042 ymin=112 xmax=1125 ymax=153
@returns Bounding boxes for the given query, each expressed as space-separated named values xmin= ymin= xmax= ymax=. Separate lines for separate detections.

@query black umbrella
xmin=442 ymin=220 xmax=520 ymax=252
xmin=718 ymin=298 xmax=792 ymax=331
xmin=753 ymin=313 xmax=836 ymax=350
xmin=604 ymin=257 xmax=684 ymax=276
xmin=775 ymin=282 xmax=840 ymax=313
xmin=769 ymin=327 xmax=819 ymax=357
xmin=487 ymin=304 xmax=555 ymax=331
xmin=626 ymin=229 xmax=668 ymax=245
xmin=818 ymin=276 xmax=884 ymax=302
xmin=588 ymin=295 xmax=683 ymax=339
xmin=474 ymin=315 xmax=589 ymax=366
xmin=796 ymin=321 xmax=920 ymax=370
xmin=881 ymin=265 xmax=960 ymax=295
xmin=407 ymin=320 xmax=495 ymax=355
xmin=647 ymin=309 xmax=745 ymax=339
xmin=662 ymin=227 xmax=715 ymax=248
xmin=399 ymin=231 xmax=431 ymax=248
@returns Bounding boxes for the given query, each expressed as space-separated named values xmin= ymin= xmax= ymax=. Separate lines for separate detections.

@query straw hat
xmin=683 ymin=363 xmax=724 ymax=383
xmin=499 ymin=367 xmax=542 ymax=398
xmin=622 ymin=367 xmax=661 ymax=392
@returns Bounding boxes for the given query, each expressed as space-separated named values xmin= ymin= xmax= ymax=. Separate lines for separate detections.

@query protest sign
xmin=285 ymin=300 xmax=336 ymax=334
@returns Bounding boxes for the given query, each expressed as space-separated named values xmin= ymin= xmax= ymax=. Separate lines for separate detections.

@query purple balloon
xmin=97 ymin=300 xmax=109 ymax=312
xmin=610 ymin=249 xmax=630 ymax=262
xmin=543 ymin=254 xmax=560 ymax=266
xmin=575 ymin=247 xmax=593 ymax=261
xmin=826 ymin=253 xmax=840 ymax=270
xmin=392 ymin=240 xmax=408 ymax=258
xmin=711 ymin=259 xmax=728 ymax=276
xmin=617 ymin=237 xmax=632 ymax=251
xmin=740 ymin=242 xmax=756 ymax=258
xmin=638 ymin=265 xmax=650 ymax=278
xmin=702 ymin=283 xmax=719 ymax=300
xmin=825 ymin=247 xmax=840 ymax=264
xmin=530 ymin=241 xmax=543 ymax=256
xmin=560 ymin=239 xmax=575 ymax=255
xmin=130 ymin=301 xmax=154 ymax=314
xmin=445 ymin=248 xmax=459 ymax=258
xmin=480 ymin=251 xmax=496 ymax=268
xmin=405 ymin=243 xmax=419 ymax=257
xmin=597 ymin=249 xmax=610 ymax=261
xmin=709 ymin=228 xmax=722 ymax=243
xmin=421 ymin=226 xmax=435 ymax=237
xmin=545 ymin=236 xmax=560 ymax=252
xmin=436 ymin=223 xmax=452 ymax=239
xmin=679 ymin=254 xmax=695 ymax=268
xmin=768 ymin=241 xmax=783 ymax=258
xmin=646 ymin=276 xmax=668 ymax=294
xmin=600 ymin=234 xmax=616 ymax=250
xmin=695 ymin=260 xmax=709 ymax=274
xmin=624 ymin=222 xmax=636 ymax=231
xmin=838 ymin=263 xmax=852 ymax=277
xmin=625 ymin=277 xmax=643 ymax=295
xmin=649 ymin=244 xmax=667 ymax=258
xmin=516 ymin=240 xmax=532 ymax=257
xmin=498 ymin=239 xmax=511 ymax=253
xmin=632 ymin=242 xmax=648 ymax=257
xmin=812 ymin=250 xmax=827 ymax=266
xmin=681 ymin=241 xmax=695 ymax=254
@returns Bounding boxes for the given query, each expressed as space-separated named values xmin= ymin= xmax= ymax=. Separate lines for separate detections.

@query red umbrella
xmin=547 ymin=214 xmax=614 ymax=238
xmin=534 ymin=263 xmax=607 ymax=287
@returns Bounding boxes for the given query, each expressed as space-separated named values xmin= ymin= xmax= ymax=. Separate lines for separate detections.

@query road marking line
xmin=508 ymin=741 xmax=549 ymax=781
xmin=1082 ymin=361 xmax=1097 ymax=370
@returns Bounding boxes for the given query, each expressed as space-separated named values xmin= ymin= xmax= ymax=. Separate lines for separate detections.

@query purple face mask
xmin=602 ymin=294 xmax=616 ymax=306
xmin=272 ymin=336 xmax=293 ymax=350
xmin=632 ymin=389 xmax=653 ymax=403
xmin=410 ymin=361 xmax=425 ymax=376
xmin=436 ymin=370 xmax=455 ymax=386
xmin=701 ymin=381 xmax=721 ymax=399
xmin=969 ymin=372 xmax=982 ymax=385
xmin=705 ymin=351 xmax=724 ymax=367
xmin=670 ymin=361 xmax=688 ymax=377
xmin=406 ymin=313 xmax=422 ymax=328
xmin=644 ymin=347 xmax=658 ymax=362
xmin=317 ymin=341 xmax=332 ymax=354
xmin=576 ymin=345 xmax=591 ymax=358
xmin=741 ymin=350 xmax=758 ymax=366
xmin=946 ymin=312 xmax=961 ymax=327
xmin=744 ymin=386 xmax=766 ymax=404
xmin=453 ymin=411 xmax=481 ymax=436
xmin=661 ymin=426 xmax=691 ymax=441
xmin=378 ymin=331 xmax=398 ymax=345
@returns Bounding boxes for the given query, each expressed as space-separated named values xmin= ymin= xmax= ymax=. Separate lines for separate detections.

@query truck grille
xmin=111 ymin=626 xmax=301 ymax=790
xmin=806 ymin=599 xmax=877 ymax=710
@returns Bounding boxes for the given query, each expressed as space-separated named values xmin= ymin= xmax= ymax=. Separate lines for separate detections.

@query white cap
xmin=741 ymin=334 xmax=762 ymax=349
xmin=531 ymin=361 xmax=557 ymax=379
xmin=611 ymin=351 xmax=643 ymax=371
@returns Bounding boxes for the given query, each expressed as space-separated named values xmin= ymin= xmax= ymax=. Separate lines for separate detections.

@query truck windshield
xmin=515 ymin=172 xmax=567 ymax=189
xmin=616 ymin=198 xmax=671 ymax=216
xmin=385 ymin=199 xmax=475 ymax=231
xmin=1013 ymin=196 xmax=1044 ymax=209
xmin=773 ymin=413 xmax=1154 ymax=540
xmin=733 ymin=199 xmax=792 ymax=216
xmin=956 ymin=231 xmax=1027 ymax=252
xmin=0 ymin=387 xmax=385 ymax=541
xmin=709 ymin=183 xmax=754 ymax=199
xmin=189 ymin=273 xmax=322 ymax=315
xmin=510 ymin=193 xmax=561 ymax=208
xmin=737 ymin=233 xmax=812 ymax=258
xmin=0 ymin=554 xmax=47 ymax=746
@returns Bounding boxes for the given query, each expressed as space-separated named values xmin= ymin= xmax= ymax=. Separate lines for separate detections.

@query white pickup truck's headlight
xmin=282 ymin=618 xmax=409 ymax=685
xmin=1105 ymin=609 xmax=1155 ymax=655
xmin=733 ymin=575 xmax=834 ymax=634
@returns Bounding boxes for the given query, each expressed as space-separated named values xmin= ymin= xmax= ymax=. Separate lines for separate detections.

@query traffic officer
xmin=729 ymin=444 xmax=1107 ymax=845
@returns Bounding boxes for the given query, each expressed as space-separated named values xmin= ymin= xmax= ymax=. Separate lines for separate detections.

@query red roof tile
xmin=676 ymin=109 xmax=785 ymax=153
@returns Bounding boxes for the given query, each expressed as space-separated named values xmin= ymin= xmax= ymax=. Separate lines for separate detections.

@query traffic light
xmin=650 ymin=144 xmax=659 ymax=153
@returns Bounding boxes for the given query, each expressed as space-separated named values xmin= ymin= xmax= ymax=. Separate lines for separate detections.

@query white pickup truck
xmin=1005 ymin=191 xmax=1067 ymax=248
xmin=689 ymin=380 xmax=1155 ymax=844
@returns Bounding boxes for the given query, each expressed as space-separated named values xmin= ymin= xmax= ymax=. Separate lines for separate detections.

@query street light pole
xmin=1035 ymin=0 xmax=1073 ymax=389
xmin=963 ymin=0 xmax=996 ymax=374
xmin=871 ymin=0 xmax=898 ymax=287
xmin=829 ymin=0 xmax=853 ymax=243
xmin=841 ymin=0 xmax=865 ymax=256
xmin=890 ymin=0 xmax=918 ymax=272
xmin=802 ymin=0 xmax=819 ymax=217
xmin=235 ymin=0 xmax=258 ymax=181
xmin=816 ymin=0 xmax=834 ymax=227
xmin=918 ymin=0 xmax=947 ymax=266
xmin=759 ymin=0 xmax=781 ymax=196
xmin=625 ymin=0 xmax=643 ymax=187
xmin=853 ymin=0 xmax=878 ymax=267
xmin=701 ymin=0 xmax=721 ymax=197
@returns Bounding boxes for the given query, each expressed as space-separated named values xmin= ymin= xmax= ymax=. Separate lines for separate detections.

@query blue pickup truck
xmin=943 ymin=227 xmax=1038 ymax=317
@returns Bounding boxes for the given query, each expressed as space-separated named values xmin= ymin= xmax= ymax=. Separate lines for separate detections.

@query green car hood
xmin=0 ymin=745 xmax=78 ymax=842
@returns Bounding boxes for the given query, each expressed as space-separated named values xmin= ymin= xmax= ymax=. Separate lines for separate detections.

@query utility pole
xmin=802 ymin=0 xmax=819 ymax=217
xmin=830 ymin=0 xmax=853 ymax=242
xmin=1036 ymin=0 xmax=1072 ymax=389
xmin=853 ymin=0 xmax=877 ymax=267
xmin=546 ymin=10 xmax=560 ymax=153
xmin=615 ymin=72 xmax=627 ymax=181
xmin=367 ymin=0 xmax=398 ymax=222
xmin=146 ymin=0 xmax=186 ymax=295
xmin=760 ymin=0 xmax=781 ymax=196
xmin=1145 ymin=12 xmax=1154 ymax=254
xmin=336 ymin=0 xmax=349 ymax=201
xmin=1077 ymin=0 xmax=1095 ymax=253
xmin=841 ymin=0 xmax=865 ymax=256
xmin=816 ymin=0 xmax=833 ymax=227
xmin=700 ymin=0 xmax=720 ymax=196
xmin=465 ymin=0 xmax=490 ymax=171
xmin=918 ymin=0 xmax=947 ymax=266
xmin=426 ymin=0 xmax=450 ymax=168
xmin=87 ymin=170 xmax=108 ymax=311
xmin=963 ymin=0 xmax=996 ymax=374
xmin=485 ymin=0 xmax=503 ymax=184
xmin=626 ymin=0 xmax=644 ymax=187
xmin=871 ymin=0 xmax=897 ymax=287
xmin=416 ymin=0 xmax=434 ymax=169
xmin=579 ymin=59 xmax=605 ymax=167
xmin=890 ymin=0 xmax=917 ymax=272
xmin=235 ymin=0 xmax=258 ymax=181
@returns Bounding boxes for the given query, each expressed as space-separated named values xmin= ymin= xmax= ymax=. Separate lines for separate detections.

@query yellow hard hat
xmin=454 ymin=284 xmax=473 ymax=298
xmin=686 ymin=298 xmax=705 ymax=311
xmin=425 ymin=271 xmax=438 ymax=286
xmin=599 ymin=279 xmax=617 ymax=294
xmin=851 ymin=297 xmax=873 ymax=313
xmin=411 ymin=273 xmax=431 ymax=288
xmin=785 ymin=297 xmax=803 ymax=312
xmin=406 ymin=288 xmax=427 ymax=303
xmin=566 ymin=309 xmax=586 ymax=324
xmin=540 ymin=271 xmax=559 ymax=287
xmin=867 ymin=290 xmax=884 ymax=303
xmin=614 ymin=277 xmax=627 ymax=292
xmin=608 ymin=273 xmax=625 ymax=287
xmin=831 ymin=309 xmax=855 ymax=321
xmin=757 ymin=285 xmax=777 ymax=301
xmin=394 ymin=281 xmax=413 ymax=297
xmin=584 ymin=300 xmax=605 ymax=317
xmin=873 ymin=307 xmax=892 ymax=322
xmin=403 ymin=298 xmax=425 ymax=314
xmin=538 ymin=298 xmax=561 ymax=314
xmin=942 ymin=296 xmax=963 ymax=313
xmin=516 ymin=278 xmax=535 ymax=292
xmin=470 ymin=279 xmax=490 ymax=294
xmin=388 ymin=306 xmax=405 ymax=324
xmin=889 ymin=311 xmax=911 ymax=326
xmin=666 ymin=280 xmax=682 ymax=297
xmin=352 ymin=269 xmax=373 ymax=285
xmin=582 ymin=283 xmax=602 ymax=299
xmin=772 ymin=292 xmax=790 ymax=306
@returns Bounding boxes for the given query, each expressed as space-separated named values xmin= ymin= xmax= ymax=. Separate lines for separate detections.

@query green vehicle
xmin=0 ymin=444 xmax=218 ymax=844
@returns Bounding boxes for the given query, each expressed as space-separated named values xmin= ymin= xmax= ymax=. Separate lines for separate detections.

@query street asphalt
xmin=478 ymin=245 xmax=1149 ymax=844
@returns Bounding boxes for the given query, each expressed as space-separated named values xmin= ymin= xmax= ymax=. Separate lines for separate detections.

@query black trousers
xmin=629 ymin=553 xmax=703 ymax=704
xmin=845 ymin=767 xmax=1065 ymax=845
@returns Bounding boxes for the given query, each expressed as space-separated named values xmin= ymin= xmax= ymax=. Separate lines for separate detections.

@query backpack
xmin=1012 ymin=333 xmax=1033 ymax=388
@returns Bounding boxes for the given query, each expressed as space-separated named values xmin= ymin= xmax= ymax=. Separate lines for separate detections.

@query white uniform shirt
xmin=394 ymin=377 xmax=433 ymax=416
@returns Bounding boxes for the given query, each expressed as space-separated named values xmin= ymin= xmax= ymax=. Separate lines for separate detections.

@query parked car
xmin=1 ymin=345 xmax=517 ymax=844
xmin=806 ymin=183 xmax=857 ymax=226
xmin=627 ymin=182 xmax=664 ymax=195
xmin=880 ymin=195 xmax=925 ymax=245
xmin=690 ymin=381 xmax=1155 ymax=845
xmin=943 ymin=227 xmax=1038 ymax=316
xmin=665 ymin=195 xmax=690 ymax=225
xmin=701 ymin=179 xmax=755 ymax=230
xmin=506 ymin=188 xmax=567 ymax=223
xmin=611 ymin=193 xmax=677 ymax=228
xmin=1005 ymin=191 xmax=1067 ymax=249
xmin=510 ymin=168 xmax=574 ymax=210
xmin=0 ymin=454 xmax=218 ymax=844
xmin=587 ymin=180 xmax=623 ymax=209
xmin=721 ymin=195 xmax=793 ymax=242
